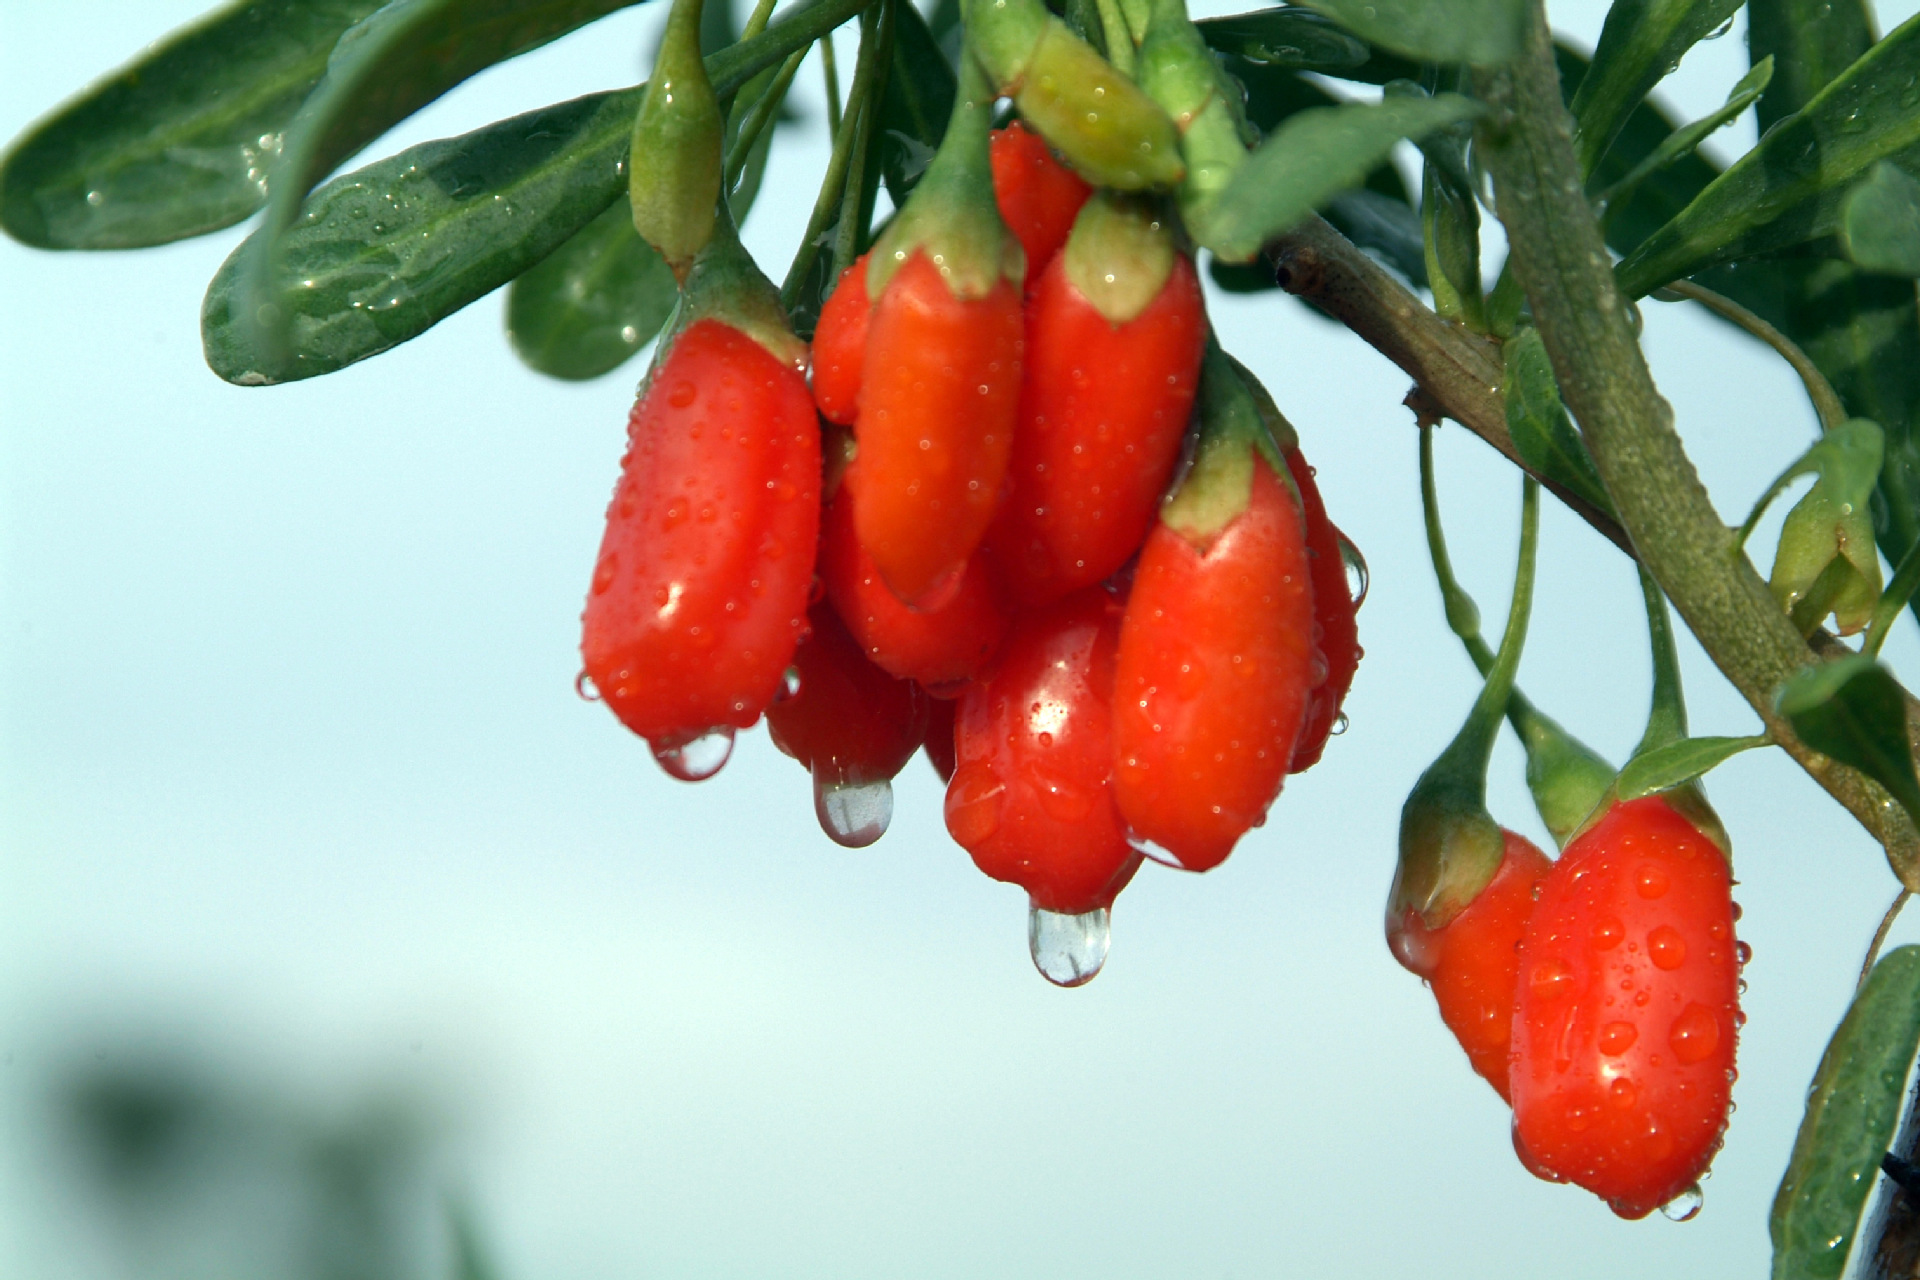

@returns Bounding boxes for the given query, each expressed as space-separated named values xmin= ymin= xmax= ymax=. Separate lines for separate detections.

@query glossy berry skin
xmin=847 ymin=251 xmax=1023 ymax=607
xmin=987 ymin=251 xmax=1206 ymax=608
xmin=923 ymin=694 xmax=957 ymax=783
xmin=1510 ymin=795 xmax=1740 ymax=1220
xmin=767 ymin=600 xmax=927 ymax=788
xmin=1285 ymin=447 xmax=1361 ymax=773
xmin=819 ymin=486 xmax=1007 ymax=689
xmin=945 ymin=588 xmax=1143 ymax=913
xmin=811 ymin=252 xmax=870 ymax=426
xmin=1390 ymin=831 xmax=1552 ymax=1102
xmin=990 ymin=121 xmax=1092 ymax=285
xmin=582 ymin=318 xmax=819 ymax=746
xmin=1111 ymin=462 xmax=1318 ymax=871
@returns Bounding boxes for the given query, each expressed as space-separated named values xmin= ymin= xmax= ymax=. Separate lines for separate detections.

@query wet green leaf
xmin=504 ymin=194 xmax=678 ymax=380
xmin=1748 ymin=0 xmax=1877 ymax=135
xmin=1777 ymin=655 xmax=1920 ymax=830
xmin=875 ymin=0 xmax=954 ymax=204
xmin=1614 ymin=13 xmax=1920 ymax=298
xmin=1595 ymin=57 xmax=1771 ymax=212
xmin=1504 ymin=327 xmax=1614 ymax=516
xmin=1294 ymin=0 xmax=1521 ymax=66
xmin=1194 ymin=8 xmax=1369 ymax=73
xmin=206 ymin=0 xmax=869 ymax=383
xmin=0 ymin=0 xmax=386 ymax=249
xmin=1568 ymin=0 xmax=1743 ymax=177
xmin=1771 ymin=946 xmax=1920 ymax=1280
xmin=1615 ymin=735 xmax=1767 ymax=800
xmin=1201 ymin=93 xmax=1480 ymax=262
xmin=1843 ymin=161 xmax=1920 ymax=277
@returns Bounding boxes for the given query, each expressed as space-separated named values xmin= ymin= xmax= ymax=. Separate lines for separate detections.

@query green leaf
xmin=1200 ymin=93 xmax=1481 ymax=262
xmin=1615 ymin=735 xmax=1767 ymax=800
xmin=0 ymin=0 xmax=387 ymax=249
xmin=1771 ymin=946 xmax=1920 ymax=1280
xmin=1843 ymin=161 xmax=1920 ymax=277
xmin=1614 ymin=12 xmax=1920 ymax=299
xmin=504 ymin=194 xmax=678 ymax=381
xmin=1294 ymin=0 xmax=1521 ymax=67
xmin=1777 ymin=655 xmax=1920 ymax=830
xmin=207 ymin=0 xmax=869 ymax=383
xmin=1194 ymin=8 xmax=1369 ymax=73
xmin=1568 ymin=0 xmax=1744 ymax=178
xmin=875 ymin=0 xmax=954 ymax=205
xmin=1503 ymin=327 xmax=1614 ymax=516
xmin=1748 ymin=0 xmax=1877 ymax=134
xmin=1595 ymin=57 xmax=1771 ymax=213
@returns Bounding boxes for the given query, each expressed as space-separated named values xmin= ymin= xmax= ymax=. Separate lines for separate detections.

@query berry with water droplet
xmin=946 ymin=588 xmax=1141 ymax=914
xmin=1285 ymin=447 xmax=1362 ymax=772
xmin=1510 ymin=795 xmax=1740 ymax=1219
xmin=989 ymin=121 xmax=1091 ymax=289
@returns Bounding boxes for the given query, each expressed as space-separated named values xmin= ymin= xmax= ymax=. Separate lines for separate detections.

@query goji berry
xmin=1509 ymin=794 xmax=1740 ymax=1219
xmin=1285 ymin=447 xmax=1362 ymax=772
xmin=922 ymin=694 xmax=957 ymax=783
xmin=810 ymin=252 xmax=870 ymax=427
xmin=989 ymin=121 xmax=1091 ymax=287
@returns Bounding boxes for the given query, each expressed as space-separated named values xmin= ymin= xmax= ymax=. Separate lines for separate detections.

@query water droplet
xmin=1648 ymin=925 xmax=1688 ymax=970
xmin=814 ymin=775 xmax=892 ymax=847
xmin=1669 ymin=1002 xmax=1721 ymax=1065
xmin=946 ymin=763 xmax=1005 ymax=846
xmin=1028 ymin=904 xmax=1111 ymax=987
xmin=592 ymin=553 xmax=618 ymax=595
xmin=1338 ymin=534 xmax=1368 ymax=609
xmin=1610 ymin=1076 xmax=1639 ymax=1109
xmin=775 ymin=666 xmax=802 ymax=702
xmin=1735 ymin=940 xmax=1753 ymax=966
xmin=1705 ymin=14 xmax=1734 ymax=38
xmin=1127 ymin=829 xmax=1186 ymax=870
xmin=1636 ymin=863 xmax=1671 ymax=898
xmin=1530 ymin=958 xmax=1574 ymax=998
xmin=668 ymin=379 xmax=697 ymax=408
xmin=1331 ymin=712 xmax=1350 ymax=736
xmin=1659 ymin=1183 xmax=1704 ymax=1222
xmin=651 ymin=726 xmax=735 ymax=781
xmin=575 ymin=671 xmax=601 ymax=701
xmin=1592 ymin=915 xmax=1625 ymax=949
xmin=1599 ymin=1021 xmax=1639 ymax=1055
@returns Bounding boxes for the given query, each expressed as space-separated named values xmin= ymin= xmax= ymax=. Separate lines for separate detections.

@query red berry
xmin=988 ymin=249 xmax=1206 ymax=608
xmin=945 ymin=588 xmax=1142 ymax=914
xmin=922 ymin=693 xmax=958 ymax=783
xmin=581 ymin=318 xmax=819 ymax=766
xmin=1110 ymin=461 xmax=1318 ymax=870
xmin=1284 ymin=447 xmax=1362 ymax=772
xmin=989 ymin=121 xmax=1092 ymax=285
xmin=811 ymin=252 xmax=870 ymax=426
xmin=1510 ymin=794 xmax=1740 ymax=1219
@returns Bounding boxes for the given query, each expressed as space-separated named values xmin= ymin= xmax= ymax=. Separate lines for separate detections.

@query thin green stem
xmin=831 ymin=0 xmax=892 ymax=277
xmin=1636 ymin=565 xmax=1688 ymax=758
xmin=1867 ymin=539 xmax=1920 ymax=659
xmin=821 ymin=35 xmax=843 ymax=136
xmin=1861 ymin=889 xmax=1911 ymax=989
xmin=1094 ymin=0 xmax=1135 ymax=75
xmin=1470 ymin=0 xmax=1920 ymax=885
xmin=780 ymin=0 xmax=883 ymax=308
xmin=1656 ymin=279 xmax=1848 ymax=433
xmin=725 ymin=47 xmax=806 ymax=192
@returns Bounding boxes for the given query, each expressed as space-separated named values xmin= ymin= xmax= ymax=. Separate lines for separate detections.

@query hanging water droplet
xmin=1331 ymin=712 xmax=1350 ymax=736
xmin=1126 ymin=829 xmax=1186 ymax=870
xmin=775 ymin=665 xmax=802 ymax=702
xmin=1705 ymin=14 xmax=1734 ymax=38
xmin=1659 ymin=1183 xmax=1704 ymax=1222
xmin=814 ymin=775 xmax=892 ymax=847
xmin=1028 ymin=904 xmax=1111 ymax=987
xmin=651 ymin=726 xmax=735 ymax=781
xmin=575 ymin=671 xmax=601 ymax=701
xmin=1338 ymin=534 xmax=1369 ymax=609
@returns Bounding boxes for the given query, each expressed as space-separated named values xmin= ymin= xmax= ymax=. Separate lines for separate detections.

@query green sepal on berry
xmin=964 ymin=0 xmax=1184 ymax=190
xmin=629 ymin=0 xmax=725 ymax=280
xmin=652 ymin=201 xmax=806 ymax=381
xmin=1134 ymin=0 xmax=1250 ymax=250
xmin=865 ymin=54 xmax=1023 ymax=302
xmin=1390 ymin=476 xmax=1540 ymax=932
xmin=1060 ymin=192 xmax=1177 ymax=325
xmin=1159 ymin=338 xmax=1294 ymax=546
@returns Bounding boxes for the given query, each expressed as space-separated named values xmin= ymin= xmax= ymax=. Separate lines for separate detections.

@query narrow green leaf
xmin=1771 ymin=946 xmax=1920 ymax=1280
xmin=1568 ymin=0 xmax=1744 ymax=177
xmin=1596 ymin=57 xmax=1771 ymax=213
xmin=1195 ymin=8 xmax=1369 ymax=73
xmin=504 ymin=194 xmax=678 ymax=380
xmin=206 ymin=0 xmax=868 ymax=383
xmin=0 ymin=0 xmax=386 ymax=249
xmin=1201 ymin=93 xmax=1480 ymax=262
xmin=875 ymin=0 xmax=954 ymax=205
xmin=1777 ymin=655 xmax=1920 ymax=830
xmin=1843 ymin=161 xmax=1920 ymax=277
xmin=1748 ymin=0 xmax=1877 ymax=134
xmin=1294 ymin=0 xmax=1521 ymax=67
xmin=1615 ymin=735 xmax=1767 ymax=800
xmin=1615 ymin=13 xmax=1920 ymax=299
xmin=1504 ymin=327 xmax=1614 ymax=516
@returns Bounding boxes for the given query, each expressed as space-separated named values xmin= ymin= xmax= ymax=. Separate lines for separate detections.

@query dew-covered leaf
xmin=1294 ymin=0 xmax=1522 ymax=66
xmin=1842 ymin=161 xmax=1920 ymax=277
xmin=504 ymin=194 xmax=678 ymax=381
xmin=1568 ymin=0 xmax=1744 ymax=177
xmin=1595 ymin=57 xmax=1770 ymax=212
xmin=1776 ymin=654 xmax=1920 ymax=830
xmin=1615 ymin=735 xmax=1767 ymax=800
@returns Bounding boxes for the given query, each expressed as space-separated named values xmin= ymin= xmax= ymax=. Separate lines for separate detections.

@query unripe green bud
xmin=630 ymin=0 xmax=724 ymax=279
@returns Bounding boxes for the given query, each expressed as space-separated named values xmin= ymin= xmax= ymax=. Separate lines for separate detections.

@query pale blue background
xmin=6 ymin=1 xmax=1920 ymax=1276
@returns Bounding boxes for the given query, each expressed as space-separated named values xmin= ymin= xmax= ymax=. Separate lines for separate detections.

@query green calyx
xmin=1419 ymin=424 xmax=1611 ymax=847
xmin=1159 ymin=339 xmax=1291 ymax=545
xmin=661 ymin=202 xmax=807 ymax=375
xmin=1390 ymin=475 xmax=1540 ymax=932
xmin=866 ymin=53 xmax=1021 ymax=302
xmin=1771 ymin=422 xmax=1885 ymax=636
xmin=964 ymin=0 xmax=1184 ymax=190
xmin=1135 ymin=0 xmax=1249 ymax=243
xmin=1061 ymin=192 xmax=1176 ymax=324
xmin=630 ymin=0 xmax=725 ymax=279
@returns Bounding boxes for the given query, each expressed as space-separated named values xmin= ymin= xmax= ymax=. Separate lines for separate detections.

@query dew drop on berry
xmin=946 ymin=764 xmax=1006 ymax=846
xmin=1128 ymin=830 xmax=1186 ymax=871
xmin=1736 ymin=940 xmax=1753 ymax=966
xmin=1338 ymin=534 xmax=1368 ymax=609
xmin=651 ymin=726 xmax=735 ymax=781
xmin=1659 ymin=1183 xmax=1703 ymax=1222
xmin=1599 ymin=1021 xmax=1639 ymax=1055
xmin=775 ymin=666 xmax=802 ymax=702
xmin=1591 ymin=915 xmax=1625 ymax=949
xmin=1648 ymin=925 xmax=1688 ymax=970
xmin=814 ymin=775 xmax=893 ymax=848
xmin=1529 ymin=957 xmax=1574 ymax=998
xmin=1028 ymin=904 xmax=1111 ymax=987
xmin=1637 ymin=863 xmax=1672 ymax=898
xmin=575 ymin=671 xmax=601 ymax=702
xmin=1669 ymin=1002 xmax=1722 ymax=1065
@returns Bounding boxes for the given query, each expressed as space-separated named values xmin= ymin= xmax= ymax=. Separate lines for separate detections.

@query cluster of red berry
xmin=579 ymin=120 xmax=1361 ymax=984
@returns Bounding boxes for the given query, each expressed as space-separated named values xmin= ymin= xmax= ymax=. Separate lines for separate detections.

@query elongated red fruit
xmin=1111 ymin=461 xmax=1317 ymax=871
xmin=990 ymin=120 xmax=1092 ymax=284
xmin=989 ymin=244 xmax=1205 ymax=608
xmin=819 ymin=485 xmax=1007 ymax=687
xmin=1285 ymin=447 xmax=1361 ymax=772
xmin=1510 ymin=794 xmax=1740 ymax=1219
xmin=1390 ymin=830 xmax=1552 ymax=1102
xmin=848 ymin=251 xmax=1023 ymax=606
xmin=811 ymin=252 xmax=871 ymax=426
xmin=581 ymin=318 xmax=820 ymax=754
xmin=945 ymin=588 xmax=1142 ymax=913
